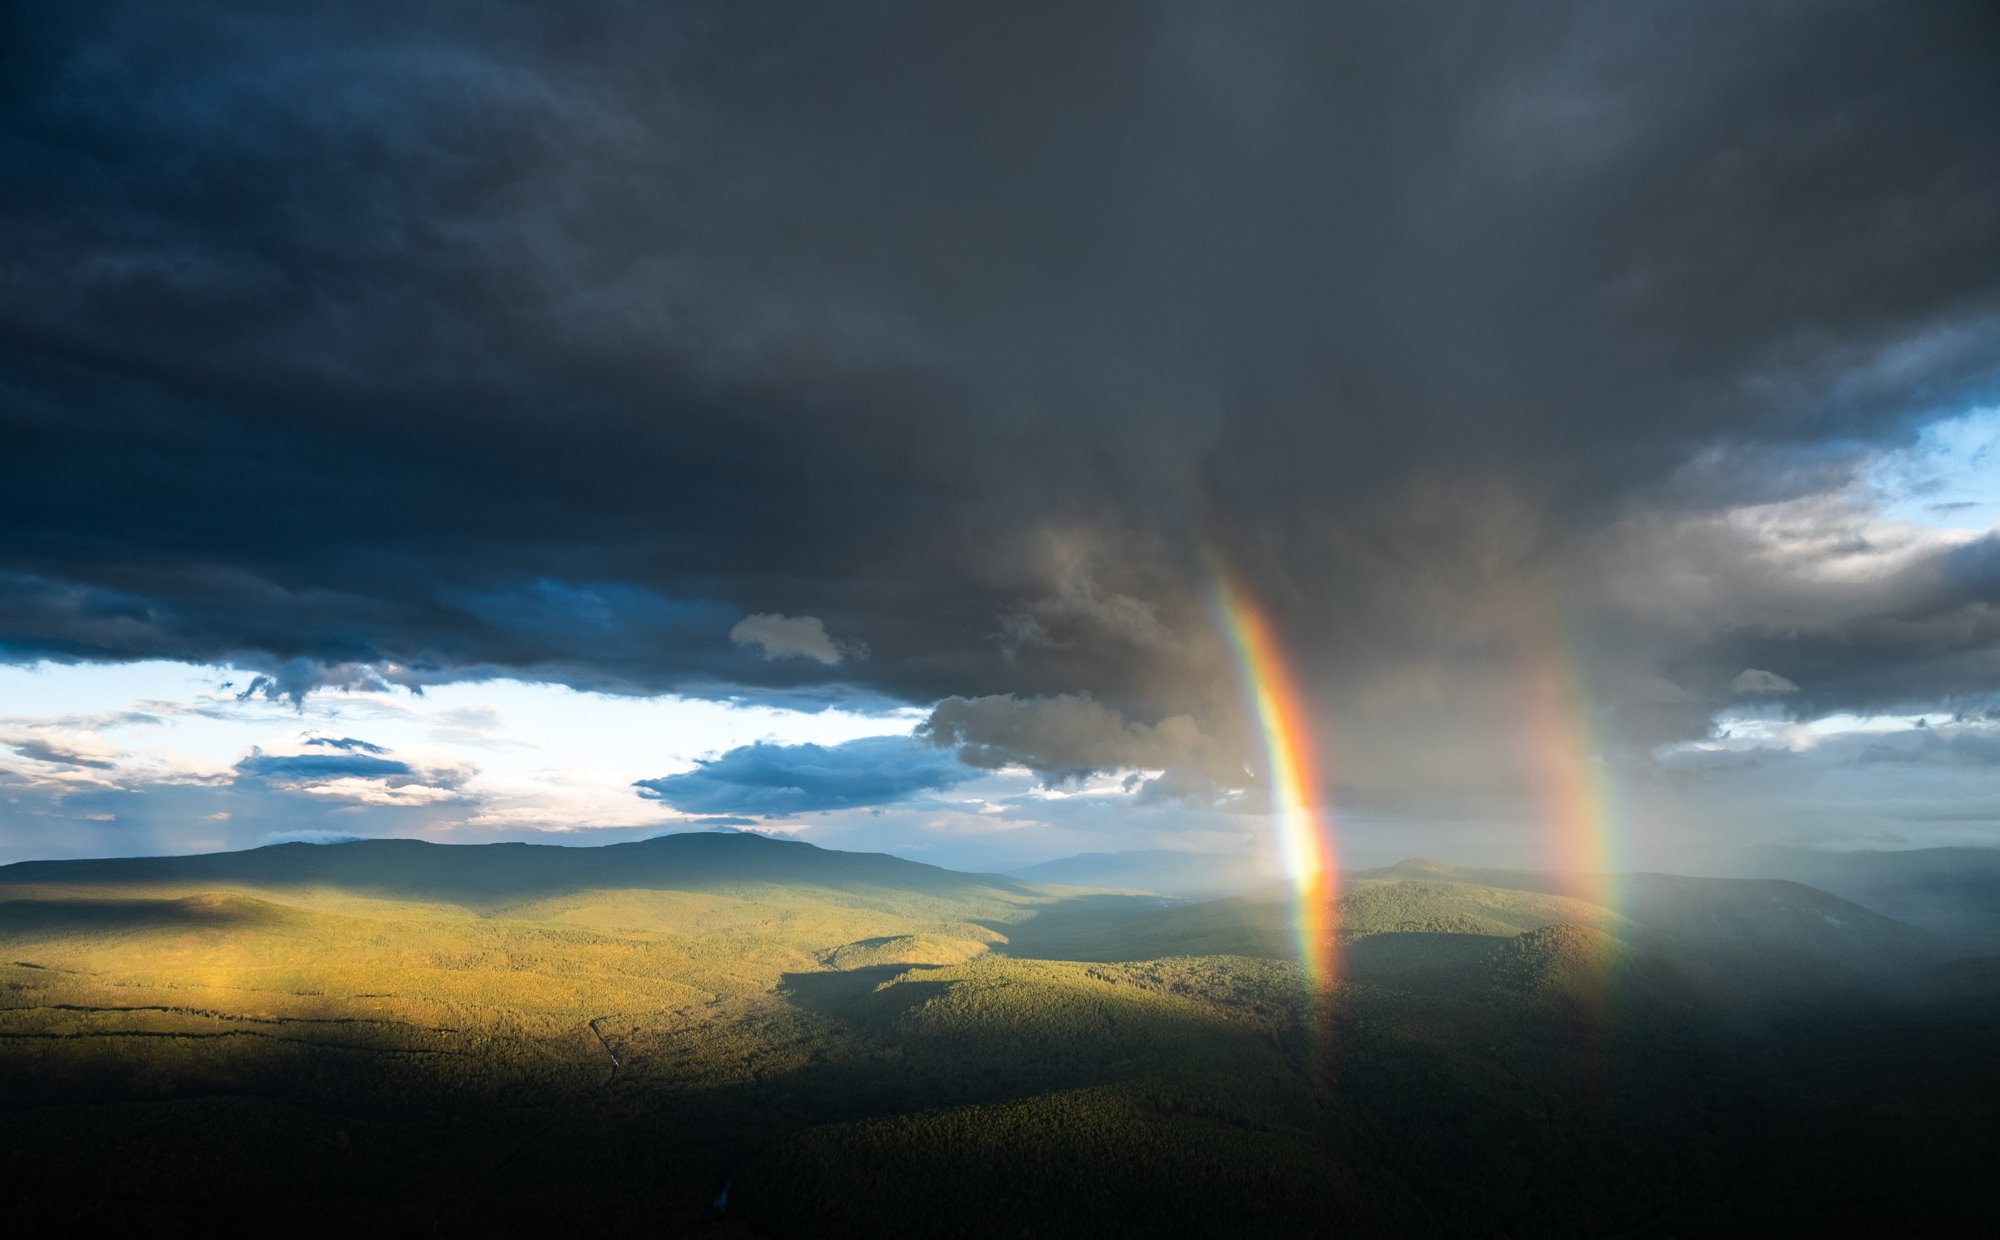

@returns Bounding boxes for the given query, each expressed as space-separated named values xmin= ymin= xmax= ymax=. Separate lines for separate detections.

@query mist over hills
xmin=1702 ymin=845 xmax=2000 ymax=953
xmin=1362 ymin=859 xmax=1944 ymax=976
xmin=1013 ymin=843 xmax=1990 ymax=958
xmin=1007 ymin=848 xmax=1284 ymax=899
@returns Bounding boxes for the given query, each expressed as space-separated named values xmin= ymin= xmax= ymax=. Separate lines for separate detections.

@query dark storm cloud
xmin=922 ymin=693 xmax=1222 ymax=785
xmin=1632 ymin=523 xmax=2000 ymax=726
xmin=3 ymin=1 xmax=1999 ymax=795
xmin=634 ymin=737 xmax=976 ymax=817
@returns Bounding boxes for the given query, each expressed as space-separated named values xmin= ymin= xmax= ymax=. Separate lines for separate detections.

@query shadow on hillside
xmin=778 ymin=965 xmax=951 ymax=1027
xmin=1343 ymin=932 xmax=1500 ymax=992
xmin=0 ymin=894 xmax=292 ymax=936
xmin=978 ymin=892 xmax=1163 ymax=960
xmin=981 ymin=890 xmax=1293 ymax=963
xmin=832 ymin=935 xmax=901 ymax=952
xmin=6 ymin=933 xmax=2000 ymax=1240
xmin=7 ymin=860 xmax=2000 ymax=1239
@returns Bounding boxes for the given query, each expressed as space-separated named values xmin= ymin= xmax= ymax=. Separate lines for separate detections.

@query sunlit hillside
xmin=3 ymin=834 xmax=1994 ymax=1236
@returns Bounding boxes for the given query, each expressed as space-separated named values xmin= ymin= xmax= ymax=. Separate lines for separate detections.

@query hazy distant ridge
xmin=0 ymin=831 xmax=1036 ymax=910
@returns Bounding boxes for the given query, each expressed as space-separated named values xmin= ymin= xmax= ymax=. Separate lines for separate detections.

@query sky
xmin=2 ymin=1 xmax=1998 ymax=870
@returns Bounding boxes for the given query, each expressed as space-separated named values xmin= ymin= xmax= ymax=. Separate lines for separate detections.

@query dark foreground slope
xmin=2 ymin=836 xmax=1995 ymax=1237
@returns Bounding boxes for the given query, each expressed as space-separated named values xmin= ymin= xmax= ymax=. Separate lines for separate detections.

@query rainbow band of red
xmin=1213 ymin=576 xmax=1339 ymax=990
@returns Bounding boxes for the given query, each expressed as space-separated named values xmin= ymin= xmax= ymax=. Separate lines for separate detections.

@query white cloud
xmin=0 ymin=661 xmax=920 ymax=861
xmin=283 ymin=776 xmax=468 ymax=807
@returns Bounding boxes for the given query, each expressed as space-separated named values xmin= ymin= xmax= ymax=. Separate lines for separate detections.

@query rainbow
xmin=1520 ymin=622 xmax=1621 ymax=910
xmin=1211 ymin=575 xmax=1340 ymax=991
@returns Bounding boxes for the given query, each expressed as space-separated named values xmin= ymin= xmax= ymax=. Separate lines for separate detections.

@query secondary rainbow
xmin=1519 ymin=614 xmax=1622 ymax=910
xmin=1211 ymin=574 xmax=1340 ymax=990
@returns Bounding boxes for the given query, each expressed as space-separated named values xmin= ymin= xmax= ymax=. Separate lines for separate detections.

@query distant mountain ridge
xmin=1700 ymin=845 xmax=2000 ymax=953
xmin=2 ymin=836 xmax=1967 ymax=982
xmin=1353 ymin=858 xmax=1940 ymax=979
xmin=1001 ymin=857 xmax=1944 ymax=997
xmin=0 ymin=831 xmax=1036 ymax=911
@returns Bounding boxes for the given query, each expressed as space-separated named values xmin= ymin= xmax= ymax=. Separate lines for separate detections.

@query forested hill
xmin=3 ymin=834 xmax=1995 ymax=1234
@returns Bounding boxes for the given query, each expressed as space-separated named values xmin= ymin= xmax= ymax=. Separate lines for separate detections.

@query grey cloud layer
xmin=3 ymin=1 xmax=1999 ymax=824
xmin=922 ymin=693 xmax=1225 ymax=786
